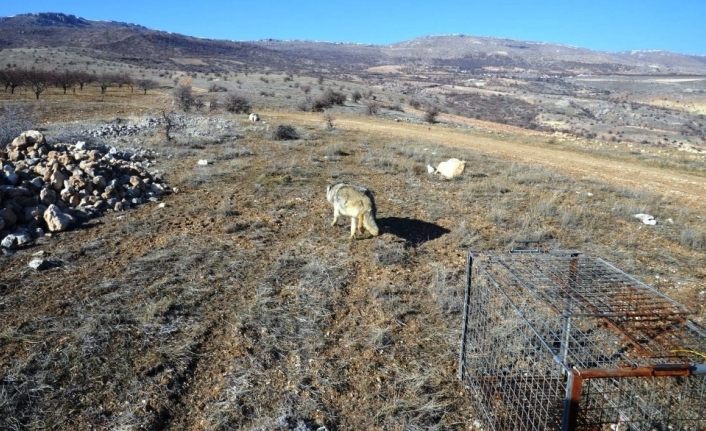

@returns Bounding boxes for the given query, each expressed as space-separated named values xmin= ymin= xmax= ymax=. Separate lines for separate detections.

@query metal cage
xmin=458 ymin=249 xmax=706 ymax=431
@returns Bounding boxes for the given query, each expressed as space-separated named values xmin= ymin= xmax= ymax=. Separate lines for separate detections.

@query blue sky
xmin=2 ymin=1 xmax=705 ymax=55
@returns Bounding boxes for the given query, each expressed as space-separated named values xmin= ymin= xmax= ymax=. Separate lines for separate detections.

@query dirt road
xmin=270 ymin=111 xmax=706 ymax=209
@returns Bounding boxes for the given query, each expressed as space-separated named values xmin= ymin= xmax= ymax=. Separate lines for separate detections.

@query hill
xmin=2 ymin=13 xmax=706 ymax=75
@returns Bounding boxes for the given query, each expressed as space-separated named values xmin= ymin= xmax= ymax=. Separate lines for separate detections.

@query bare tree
xmin=75 ymin=72 xmax=94 ymax=91
xmin=0 ymin=69 xmax=23 ymax=94
xmin=136 ymin=79 xmax=158 ymax=95
xmin=55 ymin=70 xmax=77 ymax=95
xmin=97 ymin=73 xmax=117 ymax=94
xmin=25 ymin=70 xmax=53 ymax=100
xmin=161 ymin=110 xmax=176 ymax=142
xmin=117 ymin=73 xmax=134 ymax=92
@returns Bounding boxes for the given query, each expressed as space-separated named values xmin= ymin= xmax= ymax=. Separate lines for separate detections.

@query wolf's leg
xmin=357 ymin=215 xmax=363 ymax=234
xmin=350 ymin=217 xmax=357 ymax=238
xmin=331 ymin=208 xmax=339 ymax=226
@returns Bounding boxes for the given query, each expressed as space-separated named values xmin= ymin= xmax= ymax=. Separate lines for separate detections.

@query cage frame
xmin=458 ymin=247 xmax=706 ymax=431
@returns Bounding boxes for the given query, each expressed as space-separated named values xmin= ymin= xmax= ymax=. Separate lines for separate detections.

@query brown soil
xmin=1 ymin=111 xmax=704 ymax=430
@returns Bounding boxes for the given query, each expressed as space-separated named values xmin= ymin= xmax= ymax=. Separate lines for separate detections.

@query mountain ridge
xmin=2 ymin=12 xmax=705 ymax=75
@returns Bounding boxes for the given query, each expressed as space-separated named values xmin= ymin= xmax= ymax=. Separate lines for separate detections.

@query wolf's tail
xmin=363 ymin=210 xmax=380 ymax=236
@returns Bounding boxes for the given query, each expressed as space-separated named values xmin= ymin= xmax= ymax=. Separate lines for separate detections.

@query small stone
xmin=15 ymin=231 xmax=32 ymax=246
xmin=40 ymin=187 xmax=58 ymax=205
xmin=28 ymin=257 xmax=60 ymax=271
xmin=3 ymin=164 xmax=18 ymax=185
xmin=43 ymin=204 xmax=74 ymax=232
xmin=50 ymin=170 xmax=66 ymax=191
xmin=157 ymin=202 xmax=166 ymax=208
xmin=29 ymin=177 xmax=44 ymax=189
xmin=93 ymin=175 xmax=107 ymax=189
xmin=197 ymin=159 xmax=210 ymax=166
xmin=1 ymin=234 xmax=16 ymax=249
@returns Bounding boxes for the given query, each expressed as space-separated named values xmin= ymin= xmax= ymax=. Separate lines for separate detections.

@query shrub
xmin=351 ymin=90 xmax=362 ymax=103
xmin=311 ymin=89 xmax=346 ymax=112
xmin=365 ymin=102 xmax=380 ymax=116
xmin=224 ymin=93 xmax=251 ymax=113
xmin=193 ymin=98 xmax=205 ymax=111
xmin=272 ymin=125 xmax=299 ymax=141
xmin=680 ymin=228 xmax=706 ymax=250
xmin=208 ymin=83 xmax=227 ymax=92
xmin=173 ymin=84 xmax=194 ymax=111
xmin=424 ymin=105 xmax=440 ymax=124
xmin=323 ymin=114 xmax=335 ymax=130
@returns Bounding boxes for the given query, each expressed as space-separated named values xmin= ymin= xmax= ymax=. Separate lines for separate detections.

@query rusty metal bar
xmin=562 ymin=364 xmax=699 ymax=430
xmin=562 ymin=369 xmax=584 ymax=431
xmin=576 ymin=363 xmax=694 ymax=379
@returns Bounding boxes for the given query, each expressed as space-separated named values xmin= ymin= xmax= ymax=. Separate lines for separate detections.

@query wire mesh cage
xmin=458 ymin=248 xmax=706 ymax=431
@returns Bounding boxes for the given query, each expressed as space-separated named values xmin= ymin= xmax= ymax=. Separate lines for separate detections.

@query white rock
xmin=43 ymin=204 xmax=74 ymax=232
xmin=75 ymin=141 xmax=86 ymax=150
xmin=158 ymin=202 xmax=166 ymax=208
xmin=426 ymin=164 xmax=436 ymax=174
xmin=197 ymin=159 xmax=210 ymax=166
xmin=1 ymin=234 xmax=16 ymax=249
xmin=435 ymin=158 xmax=466 ymax=179
xmin=633 ymin=213 xmax=657 ymax=225
xmin=28 ymin=257 xmax=50 ymax=270
xmin=50 ymin=170 xmax=66 ymax=191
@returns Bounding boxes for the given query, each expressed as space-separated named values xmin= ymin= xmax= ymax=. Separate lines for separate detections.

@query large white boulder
xmin=434 ymin=158 xmax=466 ymax=179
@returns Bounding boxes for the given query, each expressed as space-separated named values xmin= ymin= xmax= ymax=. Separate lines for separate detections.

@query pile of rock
xmin=1 ymin=130 xmax=171 ymax=250
xmin=81 ymin=117 xmax=162 ymax=139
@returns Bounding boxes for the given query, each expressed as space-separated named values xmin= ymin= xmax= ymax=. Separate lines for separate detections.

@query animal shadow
xmin=377 ymin=217 xmax=450 ymax=247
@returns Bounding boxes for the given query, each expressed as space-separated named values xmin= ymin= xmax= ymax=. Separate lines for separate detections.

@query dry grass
xmin=1 ymin=108 xmax=704 ymax=430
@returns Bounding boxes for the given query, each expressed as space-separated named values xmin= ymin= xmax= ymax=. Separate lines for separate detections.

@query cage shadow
xmin=378 ymin=217 xmax=450 ymax=247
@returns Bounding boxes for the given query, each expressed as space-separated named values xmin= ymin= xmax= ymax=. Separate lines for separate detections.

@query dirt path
xmin=268 ymin=111 xmax=706 ymax=209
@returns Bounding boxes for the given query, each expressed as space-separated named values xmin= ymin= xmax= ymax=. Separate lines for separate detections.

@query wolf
xmin=326 ymin=183 xmax=380 ymax=238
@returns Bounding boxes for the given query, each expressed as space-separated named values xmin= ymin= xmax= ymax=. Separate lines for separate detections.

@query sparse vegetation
xmin=173 ymin=84 xmax=194 ymax=111
xmin=272 ymin=124 xmax=299 ymax=140
xmin=224 ymin=93 xmax=252 ymax=113
xmin=136 ymin=78 xmax=158 ymax=94
xmin=424 ymin=105 xmax=440 ymax=123
xmin=311 ymin=89 xmax=346 ymax=111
